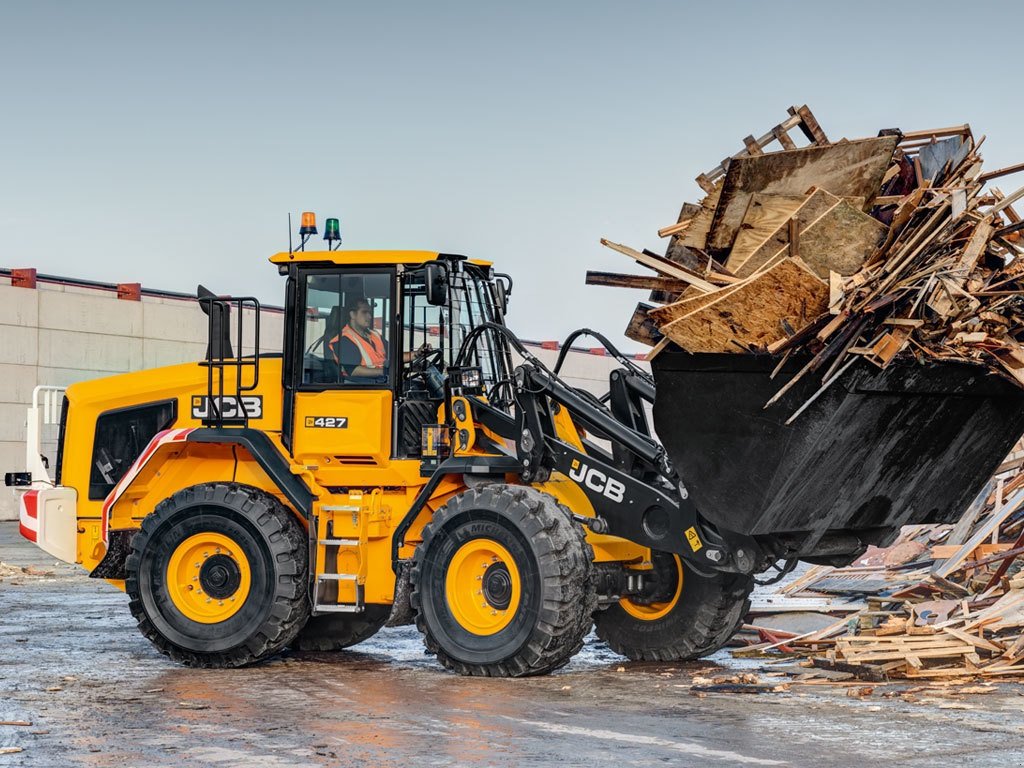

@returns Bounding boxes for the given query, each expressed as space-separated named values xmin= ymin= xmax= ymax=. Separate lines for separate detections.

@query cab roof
xmin=269 ymin=250 xmax=492 ymax=267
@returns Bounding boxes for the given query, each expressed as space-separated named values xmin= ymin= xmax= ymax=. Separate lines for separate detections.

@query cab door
xmin=286 ymin=267 xmax=397 ymax=468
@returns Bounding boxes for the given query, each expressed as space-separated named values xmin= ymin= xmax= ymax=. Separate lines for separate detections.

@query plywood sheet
xmin=708 ymin=136 xmax=898 ymax=253
xmin=725 ymin=194 xmax=806 ymax=273
xmin=797 ymin=198 xmax=888 ymax=279
xmin=733 ymin=188 xmax=842 ymax=279
xmin=659 ymin=258 xmax=828 ymax=353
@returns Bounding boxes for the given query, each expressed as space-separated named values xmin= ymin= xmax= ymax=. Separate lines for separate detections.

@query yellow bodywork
xmin=64 ymin=355 xmax=648 ymax=608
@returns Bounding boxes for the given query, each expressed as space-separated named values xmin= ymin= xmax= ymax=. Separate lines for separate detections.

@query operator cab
xmin=275 ymin=249 xmax=514 ymax=460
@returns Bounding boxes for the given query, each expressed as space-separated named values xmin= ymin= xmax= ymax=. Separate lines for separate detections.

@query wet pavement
xmin=2 ymin=522 xmax=1024 ymax=767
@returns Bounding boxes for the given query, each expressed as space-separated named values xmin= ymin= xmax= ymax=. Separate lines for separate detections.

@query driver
xmin=328 ymin=297 xmax=427 ymax=378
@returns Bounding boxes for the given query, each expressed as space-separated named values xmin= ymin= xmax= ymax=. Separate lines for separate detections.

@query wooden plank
xmin=680 ymin=185 xmax=722 ymax=252
xmin=658 ymin=258 xmax=827 ymax=353
xmin=933 ymin=487 xmax=1024 ymax=577
xmin=623 ymin=302 xmax=662 ymax=348
xmin=600 ymin=239 xmax=718 ymax=293
xmin=724 ymin=194 xmax=806 ymax=273
xmin=791 ymin=104 xmax=829 ymax=145
xmin=707 ymin=136 xmax=899 ymax=253
xmin=951 ymin=219 xmax=995 ymax=276
xmin=585 ymin=271 xmax=692 ymax=293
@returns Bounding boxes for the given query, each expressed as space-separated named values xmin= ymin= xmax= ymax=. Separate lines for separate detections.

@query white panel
xmin=37 ymin=487 xmax=79 ymax=563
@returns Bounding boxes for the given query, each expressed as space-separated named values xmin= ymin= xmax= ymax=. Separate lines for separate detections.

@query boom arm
xmin=452 ymin=323 xmax=755 ymax=574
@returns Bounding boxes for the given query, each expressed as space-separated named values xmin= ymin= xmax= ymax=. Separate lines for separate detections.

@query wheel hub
xmin=482 ymin=562 xmax=512 ymax=610
xmin=199 ymin=554 xmax=242 ymax=599
xmin=619 ymin=553 xmax=684 ymax=622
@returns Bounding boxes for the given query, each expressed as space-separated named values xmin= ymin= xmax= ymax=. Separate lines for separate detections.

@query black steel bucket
xmin=651 ymin=348 xmax=1024 ymax=541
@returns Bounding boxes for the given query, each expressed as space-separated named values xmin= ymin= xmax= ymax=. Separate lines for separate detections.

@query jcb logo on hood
xmin=191 ymin=395 xmax=263 ymax=420
xmin=568 ymin=459 xmax=625 ymax=503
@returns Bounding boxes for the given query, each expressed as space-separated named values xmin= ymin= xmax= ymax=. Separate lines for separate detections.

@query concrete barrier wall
xmin=0 ymin=275 xmax=645 ymax=521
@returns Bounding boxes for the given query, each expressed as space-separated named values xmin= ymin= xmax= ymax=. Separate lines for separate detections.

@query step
xmin=318 ymin=538 xmax=359 ymax=547
xmin=317 ymin=573 xmax=359 ymax=581
xmin=313 ymin=604 xmax=365 ymax=614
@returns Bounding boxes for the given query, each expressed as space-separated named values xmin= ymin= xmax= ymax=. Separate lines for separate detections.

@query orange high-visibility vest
xmin=329 ymin=325 xmax=386 ymax=368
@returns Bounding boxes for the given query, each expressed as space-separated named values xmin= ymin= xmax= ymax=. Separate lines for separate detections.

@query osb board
xmin=797 ymin=198 xmax=888 ymax=279
xmin=650 ymin=248 xmax=790 ymax=328
xmin=724 ymin=194 xmax=806 ymax=273
xmin=733 ymin=188 xmax=843 ymax=278
xmin=707 ymin=135 xmax=898 ymax=253
xmin=660 ymin=258 xmax=827 ymax=353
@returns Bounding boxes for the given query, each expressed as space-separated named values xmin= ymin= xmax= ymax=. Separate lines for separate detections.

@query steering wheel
xmin=407 ymin=347 xmax=443 ymax=374
xmin=405 ymin=348 xmax=445 ymax=398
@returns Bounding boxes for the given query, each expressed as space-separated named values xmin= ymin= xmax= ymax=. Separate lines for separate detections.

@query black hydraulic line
xmin=553 ymin=328 xmax=654 ymax=385
xmin=456 ymin=322 xmax=668 ymax=472
xmin=519 ymin=364 xmax=665 ymax=469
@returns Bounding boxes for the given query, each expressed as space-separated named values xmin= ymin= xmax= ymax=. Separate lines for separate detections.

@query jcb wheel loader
xmin=10 ymin=238 xmax=1024 ymax=675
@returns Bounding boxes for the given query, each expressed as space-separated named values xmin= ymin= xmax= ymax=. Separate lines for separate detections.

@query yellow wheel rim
xmin=620 ymin=554 xmax=684 ymax=621
xmin=445 ymin=538 xmax=521 ymax=635
xmin=166 ymin=532 xmax=252 ymax=624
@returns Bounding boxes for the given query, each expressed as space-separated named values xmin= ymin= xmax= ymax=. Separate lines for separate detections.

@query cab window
xmin=301 ymin=271 xmax=393 ymax=386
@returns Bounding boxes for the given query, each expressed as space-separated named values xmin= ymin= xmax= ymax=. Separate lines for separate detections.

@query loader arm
xmin=449 ymin=323 xmax=757 ymax=574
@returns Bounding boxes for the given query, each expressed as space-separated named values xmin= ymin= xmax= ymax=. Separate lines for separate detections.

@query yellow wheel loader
xmin=10 ymin=226 xmax=1024 ymax=674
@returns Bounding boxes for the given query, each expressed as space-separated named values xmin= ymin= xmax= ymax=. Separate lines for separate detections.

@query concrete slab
xmin=0 ymin=284 xmax=39 ymax=327
xmin=38 ymin=290 xmax=143 ymax=337
xmin=0 ymin=364 xmax=38 ymax=404
xmin=37 ymin=329 xmax=143 ymax=373
xmin=0 ymin=325 xmax=38 ymax=366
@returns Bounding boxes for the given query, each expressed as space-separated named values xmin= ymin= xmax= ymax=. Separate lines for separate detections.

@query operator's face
xmin=351 ymin=304 xmax=372 ymax=333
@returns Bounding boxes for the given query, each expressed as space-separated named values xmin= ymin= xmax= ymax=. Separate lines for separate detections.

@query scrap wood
xmin=657 ymin=258 xmax=827 ymax=354
xmin=603 ymin=107 xmax=1024 ymax=416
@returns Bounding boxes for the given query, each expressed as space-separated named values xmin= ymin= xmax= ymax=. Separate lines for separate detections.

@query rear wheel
xmin=594 ymin=552 xmax=753 ymax=661
xmin=411 ymin=485 xmax=594 ymax=677
xmin=289 ymin=606 xmax=389 ymax=652
xmin=125 ymin=482 xmax=310 ymax=668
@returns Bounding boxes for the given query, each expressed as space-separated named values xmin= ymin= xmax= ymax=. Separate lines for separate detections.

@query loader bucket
xmin=651 ymin=348 xmax=1024 ymax=546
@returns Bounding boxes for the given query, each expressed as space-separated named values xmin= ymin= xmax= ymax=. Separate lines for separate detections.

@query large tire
xmin=125 ymin=482 xmax=310 ymax=668
xmin=289 ymin=606 xmax=389 ymax=652
xmin=411 ymin=485 xmax=595 ymax=677
xmin=594 ymin=552 xmax=753 ymax=661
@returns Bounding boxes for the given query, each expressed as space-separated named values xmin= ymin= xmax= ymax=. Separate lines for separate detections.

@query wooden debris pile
xmin=591 ymin=104 xmax=1024 ymax=393
xmin=740 ymin=449 xmax=1024 ymax=681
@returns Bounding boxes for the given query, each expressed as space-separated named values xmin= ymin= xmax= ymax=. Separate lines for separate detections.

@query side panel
xmin=291 ymin=390 xmax=393 ymax=466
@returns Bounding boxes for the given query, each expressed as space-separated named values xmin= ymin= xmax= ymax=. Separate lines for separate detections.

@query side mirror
xmin=495 ymin=273 xmax=512 ymax=313
xmin=425 ymin=262 xmax=448 ymax=306
xmin=495 ymin=281 xmax=508 ymax=313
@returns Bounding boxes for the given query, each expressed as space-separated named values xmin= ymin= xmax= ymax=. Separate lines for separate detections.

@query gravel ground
xmin=2 ymin=522 xmax=1024 ymax=768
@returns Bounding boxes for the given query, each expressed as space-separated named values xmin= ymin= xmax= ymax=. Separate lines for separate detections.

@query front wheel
xmin=411 ymin=485 xmax=595 ymax=677
xmin=125 ymin=482 xmax=310 ymax=668
xmin=594 ymin=552 xmax=753 ymax=661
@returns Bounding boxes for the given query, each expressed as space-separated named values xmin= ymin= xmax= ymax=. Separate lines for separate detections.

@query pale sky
xmin=3 ymin=1 xmax=1023 ymax=349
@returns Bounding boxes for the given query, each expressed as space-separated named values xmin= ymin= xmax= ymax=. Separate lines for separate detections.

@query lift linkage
xmin=449 ymin=324 xmax=757 ymax=574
